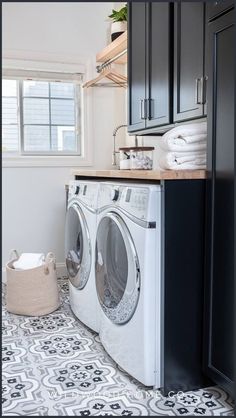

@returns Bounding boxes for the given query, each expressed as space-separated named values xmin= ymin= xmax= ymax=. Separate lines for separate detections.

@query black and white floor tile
xmin=2 ymin=278 xmax=234 ymax=416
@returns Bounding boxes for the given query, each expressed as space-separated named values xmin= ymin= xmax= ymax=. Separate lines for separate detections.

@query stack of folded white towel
xmin=158 ymin=122 xmax=207 ymax=170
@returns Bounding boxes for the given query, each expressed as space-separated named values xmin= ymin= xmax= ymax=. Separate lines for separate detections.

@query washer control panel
xmin=121 ymin=187 xmax=149 ymax=219
xmin=69 ymin=180 xmax=99 ymax=210
xmin=98 ymin=183 xmax=156 ymax=221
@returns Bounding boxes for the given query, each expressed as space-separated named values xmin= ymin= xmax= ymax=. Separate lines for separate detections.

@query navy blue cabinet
xmin=128 ymin=2 xmax=206 ymax=133
xmin=204 ymin=8 xmax=234 ymax=397
xmin=206 ymin=0 xmax=234 ymax=21
xmin=128 ymin=2 xmax=171 ymax=133
xmin=173 ymin=2 xmax=206 ymax=122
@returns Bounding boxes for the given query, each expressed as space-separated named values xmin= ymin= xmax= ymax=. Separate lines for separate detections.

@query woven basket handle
xmin=44 ymin=252 xmax=56 ymax=274
xmin=9 ymin=249 xmax=19 ymax=261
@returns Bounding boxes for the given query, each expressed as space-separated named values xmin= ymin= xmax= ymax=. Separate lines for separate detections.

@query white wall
xmin=2 ymin=2 xmax=126 ymax=268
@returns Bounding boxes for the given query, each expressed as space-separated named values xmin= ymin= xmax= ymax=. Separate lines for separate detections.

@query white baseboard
xmin=2 ymin=263 xmax=68 ymax=284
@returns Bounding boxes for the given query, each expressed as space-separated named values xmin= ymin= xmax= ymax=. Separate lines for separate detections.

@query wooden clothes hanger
xmin=83 ymin=67 xmax=127 ymax=88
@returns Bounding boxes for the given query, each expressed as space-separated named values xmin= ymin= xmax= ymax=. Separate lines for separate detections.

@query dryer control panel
xmin=98 ymin=182 xmax=161 ymax=222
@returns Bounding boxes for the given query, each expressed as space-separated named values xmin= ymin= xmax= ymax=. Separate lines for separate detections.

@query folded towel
xmin=164 ymin=122 xmax=207 ymax=139
xmin=13 ymin=253 xmax=45 ymax=270
xmin=159 ymin=151 xmax=206 ymax=170
xmin=173 ymin=133 xmax=207 ymax=144
xmin=160 ymin=122 xmax=207 ymax=152
xmin=159 ymin=135 xmax=206 ymax=152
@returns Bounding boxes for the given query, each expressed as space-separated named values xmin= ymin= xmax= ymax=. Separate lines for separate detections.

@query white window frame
xmin=2 ymin=61 xmax=93 ymax=167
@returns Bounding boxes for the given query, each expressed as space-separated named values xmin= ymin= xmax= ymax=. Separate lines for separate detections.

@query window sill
xmin=2 ymin=155 xmax=93 ymax=168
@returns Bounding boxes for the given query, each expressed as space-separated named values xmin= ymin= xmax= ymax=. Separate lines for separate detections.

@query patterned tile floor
xmin=2 ymin=279 xmax=234 ymax=416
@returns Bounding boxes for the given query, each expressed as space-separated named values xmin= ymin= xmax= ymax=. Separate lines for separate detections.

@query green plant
xmin=108 ymin=4 xmax=127 ymax=22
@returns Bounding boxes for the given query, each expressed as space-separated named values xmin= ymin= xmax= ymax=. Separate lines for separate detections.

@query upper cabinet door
xmin=173 ymin=3 xmax=205 ymax=122
xmin=146 ymin=2 xmax=171 ymax=128
xmin=128 ymin=2 xmax=146 ymax=132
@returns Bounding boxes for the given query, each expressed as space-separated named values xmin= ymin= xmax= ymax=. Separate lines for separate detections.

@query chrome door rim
xmin=66 ymin=202 xmax=92 ymax=290
xmin=96 ymin=211 xmax=140 ymax=324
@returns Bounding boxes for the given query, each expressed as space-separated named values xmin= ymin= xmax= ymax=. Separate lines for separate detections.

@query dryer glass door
xmin=65 ymin=203 xmax=91 ymax=289
xmin=96 ymin=212 xmax=140 ymax=324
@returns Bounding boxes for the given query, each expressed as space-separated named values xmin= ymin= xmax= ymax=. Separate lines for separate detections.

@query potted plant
xmin=109 ymin=4 xmax=127 ymax=42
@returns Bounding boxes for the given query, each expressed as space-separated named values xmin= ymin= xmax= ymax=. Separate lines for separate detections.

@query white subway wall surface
xmin=2 ymin=2 xmax=126 ymax=267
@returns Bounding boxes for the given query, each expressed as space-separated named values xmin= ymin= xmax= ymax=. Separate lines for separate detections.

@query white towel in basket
xmin=13 ymin=253 xmax=45 ymax=270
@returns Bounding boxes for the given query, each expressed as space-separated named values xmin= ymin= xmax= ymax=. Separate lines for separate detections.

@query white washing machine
xmin=95 ymin=182 xmax=162 ymax=387
xmin=65 ymin=180 xmax=100 ymax=332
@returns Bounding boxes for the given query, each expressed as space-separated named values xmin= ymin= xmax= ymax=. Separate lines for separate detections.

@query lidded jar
xmin=129 ymin=147 xmax=154 ymax=170
xmin=119 ymin=147 xmax=132 ymax=170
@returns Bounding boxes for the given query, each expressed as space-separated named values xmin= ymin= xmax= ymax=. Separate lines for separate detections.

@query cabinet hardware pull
xmin=202 ymin=76 xmax=208 ymax=105
xmin=199 ymin=77 xmax=204 ymax=104
xmin=140 ymin=99 xmax=144 ymax=120
xmin=140 ymin=99 xmax=148 ymax=120
xmin=149 ymin=99 xmax=154 ymax=120
xmin=195 ymin=78 xmax=201 ymax=104
xmin=144 ymin=99 xmax=148 ymax=120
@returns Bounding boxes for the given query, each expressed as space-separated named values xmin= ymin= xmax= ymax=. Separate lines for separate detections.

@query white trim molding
xmin=2 ymin=57 xmax=95 ymax=168
xmin=2 ymin=157 xmax=93 ymax=168
xmin=2 ymin=58 xmax=86 ymax=75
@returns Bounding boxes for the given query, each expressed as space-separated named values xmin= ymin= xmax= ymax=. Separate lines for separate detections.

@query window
xmin=2 ymin=77 xmax=81 ymax=156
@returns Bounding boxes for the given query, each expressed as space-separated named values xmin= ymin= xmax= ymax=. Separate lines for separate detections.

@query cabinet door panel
xmin=174 ymin=3 xmax=205 ymax=122
xmin=146 ymin=2 xmax=171 ymax=128
xmin=206 ymin=0 xmax=234 ymax=21
xmin=128 ymin=2 xmax=146 ymax=132
xmin=204 ymin=10 xmax=234 ymax=397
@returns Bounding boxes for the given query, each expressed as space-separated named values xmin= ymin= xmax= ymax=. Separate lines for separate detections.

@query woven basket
xmin=6 ymin=250 xmax=60 ymax=316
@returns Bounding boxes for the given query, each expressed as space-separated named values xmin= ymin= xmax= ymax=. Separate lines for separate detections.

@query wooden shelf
xmin=96 ymin=31 xmax=127 ymax=64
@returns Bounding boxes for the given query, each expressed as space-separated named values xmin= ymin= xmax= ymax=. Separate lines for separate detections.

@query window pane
xmin=23 ymin=98 xmax=49 ymax=124
xmin=2 ymin=125 xmax=19 ymax=152
xmin=51 ymin=126 xmax=77 ymax=152
xmin=23 ymin=81 xmax=49 ymax=97
xmin=50 ymin=82 xmax=74 ymax=98
xmin=2 ymin=78 xmax=80 ymax=156
xmin=51 ymin=99 xmax=75 ymax=125
xmin=2 ymin=98 xmax=18 ymax=124
xmin=2 ymin=79 xmax=17 ymax=96
xmin=24 ymin=125 xmax=50 ymax=151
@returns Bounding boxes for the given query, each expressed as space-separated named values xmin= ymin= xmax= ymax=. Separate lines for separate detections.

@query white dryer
xmin=65 ymin=180 xmax=100 ymax=332
xmin=95 ymin=182 xmax=162 ymax=387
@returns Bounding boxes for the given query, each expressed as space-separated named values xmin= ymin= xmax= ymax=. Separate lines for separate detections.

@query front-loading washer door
xmin=65 ymin=202 xmax=91 ymax=289
xmin=95 ymin=212 xmax=140 ymax=325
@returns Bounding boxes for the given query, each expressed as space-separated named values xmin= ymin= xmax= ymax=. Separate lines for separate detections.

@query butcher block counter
xmin=71 ymin=169 xmax=206 ymax=180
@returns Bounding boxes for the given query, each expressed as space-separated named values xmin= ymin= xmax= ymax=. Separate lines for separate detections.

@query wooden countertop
xmin=72 ymin=169 xmax=206 ymax=180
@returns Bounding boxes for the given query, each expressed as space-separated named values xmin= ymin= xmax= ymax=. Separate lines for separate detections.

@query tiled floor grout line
xmin=2 ymin=280 xmax=234 ymax=416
